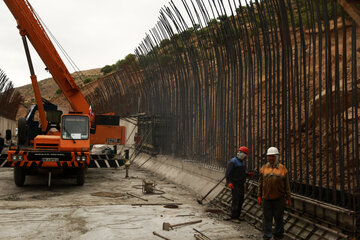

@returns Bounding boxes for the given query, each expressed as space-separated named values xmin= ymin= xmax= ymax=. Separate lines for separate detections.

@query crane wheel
xmin=76 ymin=168 xmax=85 ymax=186
xmin=14 ymin=167 xmax=25 ymax=187
xmin=17 ymin=118 xmax=28 ymax=146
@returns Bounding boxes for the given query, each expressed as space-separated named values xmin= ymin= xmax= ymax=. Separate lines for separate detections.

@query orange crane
xmin=4 ymin=0 xmax=126 ymax=186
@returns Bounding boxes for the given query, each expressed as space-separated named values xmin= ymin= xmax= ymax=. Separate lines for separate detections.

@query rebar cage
xmin=85 ymin=0 xmax=360 ymax=212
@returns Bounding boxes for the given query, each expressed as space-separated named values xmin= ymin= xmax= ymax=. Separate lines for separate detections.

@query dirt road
xmin=0 ymin=166 xmax=261 ymax=240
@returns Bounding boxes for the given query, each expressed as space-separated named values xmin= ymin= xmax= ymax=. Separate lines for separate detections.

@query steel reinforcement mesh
xmin=0 ymin=69 xmax=23 ymax=120
xmin=85 ymin=0 xmax=360 ymax=210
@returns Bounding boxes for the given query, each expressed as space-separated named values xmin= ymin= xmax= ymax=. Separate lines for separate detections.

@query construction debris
xmin=153 ymin=231 xmax=171 ymax=240
xmin=162 ymin=220 xmax=202 ymax=231
xmin=142 ymin=179 xmax=155 ymax=194
xmin=131 ymin=203 xmax=182 ymax=206
xmin=126 ymin=192 xmax=148 ymax=201
xmin=196 ymin=176 xmax=226 ymax=205
xmin=163 ymin=204 xmax=179 ymax=209
xmin=194 ymin=234 xmax=210 ymax=240
xmin=91 ymin=192 xmax=125 ymax=198
xmin=159 ymin=195 xmax=174 ymax=202
xmin=193 ymin=228 xmax=211 ymax=240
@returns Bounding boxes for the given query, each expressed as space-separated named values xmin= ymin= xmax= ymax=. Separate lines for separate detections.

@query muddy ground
xmin=0 ymin=165 xmax=261 ymax=240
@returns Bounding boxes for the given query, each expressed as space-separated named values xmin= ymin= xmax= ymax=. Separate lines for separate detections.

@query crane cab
xmin=59 ymin=114 xmax=90 ymax=152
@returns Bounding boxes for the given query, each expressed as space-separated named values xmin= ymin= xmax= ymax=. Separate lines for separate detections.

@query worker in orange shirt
xmin=257 ymin=147 xmax=291 ymax=240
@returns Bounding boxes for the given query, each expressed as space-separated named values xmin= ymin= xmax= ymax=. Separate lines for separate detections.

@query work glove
xmin=247 ymin=171 xmax=255 ymax=178
xmin=257 ymin=197 xmax=262 ymax=205
xmin=227 ymin=182 xmax=234 ymax=189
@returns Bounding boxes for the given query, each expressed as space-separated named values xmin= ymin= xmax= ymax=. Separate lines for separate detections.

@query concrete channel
xmin=0 ymin=154 xmax=262 ymax=240
xmin=133 ymin=153 xmax=356 ymax=239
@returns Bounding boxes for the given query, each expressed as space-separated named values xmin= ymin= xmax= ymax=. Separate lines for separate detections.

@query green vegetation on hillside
xmin=101 ymin=0 xmax=349 ymax=78
xmin=100 ymin=54 xmax=140 ymax=75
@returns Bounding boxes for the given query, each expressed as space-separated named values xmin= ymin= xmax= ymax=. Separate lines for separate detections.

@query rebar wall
xmin=0 ymin=69 xmax=23 ymax=120
xmin=86 ymin=0 xmax=360 ymax=210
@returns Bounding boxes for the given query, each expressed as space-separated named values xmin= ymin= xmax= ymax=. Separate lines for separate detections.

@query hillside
xmin=16 ymin=68 xmax=102 ymax=119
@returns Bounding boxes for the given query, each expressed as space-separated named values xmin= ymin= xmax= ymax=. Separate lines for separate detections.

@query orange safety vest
xmin=258 ymin=163 xmax=291 ymax=200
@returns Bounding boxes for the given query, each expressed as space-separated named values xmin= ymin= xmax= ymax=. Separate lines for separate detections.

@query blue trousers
xmin=262 ymin=197 xmax=285 ymax=239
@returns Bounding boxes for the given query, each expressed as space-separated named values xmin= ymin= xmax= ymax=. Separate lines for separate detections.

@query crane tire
xmin=18 ymin=118 xmax=27 ymax=146
xmin=76 ymin=168 xmax=85 ymax=186
xmin=14 ymin=167 xmax=25 ymax=187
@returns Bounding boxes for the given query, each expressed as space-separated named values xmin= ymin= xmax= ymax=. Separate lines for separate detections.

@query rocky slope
xmin=16 ymin=68 xmax=102 ymax=118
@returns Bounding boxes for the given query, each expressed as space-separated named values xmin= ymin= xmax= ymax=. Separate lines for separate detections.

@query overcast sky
xmin=0 ymin=0 xmax=176 ymax=87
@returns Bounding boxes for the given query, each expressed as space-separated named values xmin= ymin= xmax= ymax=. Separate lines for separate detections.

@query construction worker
xmin=225 ymin=146 xmax=252 ymax=221
xmin=257 ymin=147 xmax=291 ymax=240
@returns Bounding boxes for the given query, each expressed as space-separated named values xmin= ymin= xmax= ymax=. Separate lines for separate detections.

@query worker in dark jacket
xmin=257 ymin=147 xmax=291 ymax=240
xmin=225 ymin=146 xmax=250 ymax=221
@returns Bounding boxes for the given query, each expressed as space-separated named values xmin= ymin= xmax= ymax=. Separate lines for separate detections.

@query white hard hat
xmin=266 ymin=147 xmax=279 ymax=155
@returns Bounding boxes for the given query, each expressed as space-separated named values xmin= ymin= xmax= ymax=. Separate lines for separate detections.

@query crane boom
xmin=4 ymin=0 xmax=89 ymax=113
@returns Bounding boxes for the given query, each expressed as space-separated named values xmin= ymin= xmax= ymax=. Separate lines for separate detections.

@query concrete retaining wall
xmin=0 ymin=116 xmax=16 ymax=139
xmin=132 ymin=153 xmax=226 ymax=202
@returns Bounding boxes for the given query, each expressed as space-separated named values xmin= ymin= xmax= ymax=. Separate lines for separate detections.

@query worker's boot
xmin=224 ymin=216 xmax=239 ymax=222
